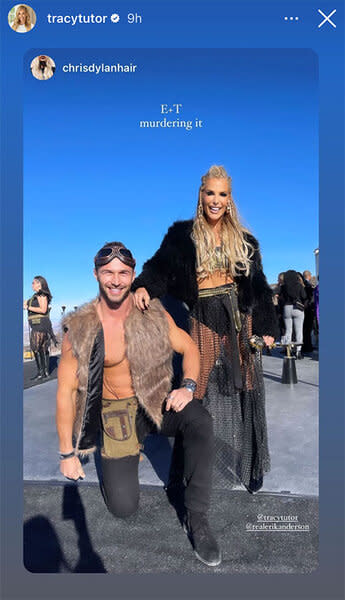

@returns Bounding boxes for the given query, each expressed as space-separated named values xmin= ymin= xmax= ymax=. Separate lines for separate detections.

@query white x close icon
xmin=318 ymin=9 xmax=337 ymax=28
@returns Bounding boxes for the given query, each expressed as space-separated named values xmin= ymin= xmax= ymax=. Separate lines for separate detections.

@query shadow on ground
xmin=24 ymin=483 xmax=318 ymax=574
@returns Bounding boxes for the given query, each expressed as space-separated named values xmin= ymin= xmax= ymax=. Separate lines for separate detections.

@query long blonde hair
xmin=12 ymin=5 xmax=31 ymax=31
xmin=192 ymin=165 xmax=254 ymax=280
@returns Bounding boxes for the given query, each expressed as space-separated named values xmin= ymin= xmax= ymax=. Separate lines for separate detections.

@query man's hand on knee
xmin=60 ymin=455 xmax=85 ymax=481
xmin=166 ymin=388 xmax=193 ymax=412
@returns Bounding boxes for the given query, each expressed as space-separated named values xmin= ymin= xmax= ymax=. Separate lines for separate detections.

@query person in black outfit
xmin=272 ymin=272 xmax=285 ymax=341
xmin=132 ymin=165 xmax=278 ymax=494
xmin=279 ymin=270 xmax=307 ymax=359
xmin=24 ymin=276 xmax=57 ymax=379
xmin=302 ymin=270 xmax=315 ymax=354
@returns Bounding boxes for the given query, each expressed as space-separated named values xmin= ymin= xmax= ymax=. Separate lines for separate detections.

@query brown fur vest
xmin=62 ymin=298 xmax=173 ymax=455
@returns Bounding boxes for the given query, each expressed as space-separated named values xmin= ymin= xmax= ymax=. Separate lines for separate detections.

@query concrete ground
xmin=23 ymin=349 xmax=319 ymax=573
xmin=24 ymin=484 xmax=318 ymax=574
xmin=24 ymin=350 xmax=318 ymax=495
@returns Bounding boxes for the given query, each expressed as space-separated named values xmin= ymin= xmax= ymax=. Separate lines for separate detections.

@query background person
xmin=24 ymin=276 xmax=57 ymax=379
xmin=313 ymin=276 xmax=319 ymax=347
xmin=279 ymin=270 xmax=307 ymax=359
xmin=302 ymin=269 xmax=315 ymax=354
xmin=132 ymin=165 xmax=278 ymax=493
xmin=272 ymin=272 xmax=285 ymax=342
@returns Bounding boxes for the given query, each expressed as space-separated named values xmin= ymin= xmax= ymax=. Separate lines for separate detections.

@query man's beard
xmin=99 ymin=284 xmax=130 ymax=308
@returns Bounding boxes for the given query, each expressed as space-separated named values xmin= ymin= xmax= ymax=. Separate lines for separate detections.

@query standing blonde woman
xmin=11 ymin=5 xmax=34 ymax=32
xmin=133 ymin=165 xmax=278 ymax=493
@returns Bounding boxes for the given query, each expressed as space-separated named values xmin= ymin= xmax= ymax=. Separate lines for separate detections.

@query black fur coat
xmin=132 ymin=219 xmax=279 ymax=338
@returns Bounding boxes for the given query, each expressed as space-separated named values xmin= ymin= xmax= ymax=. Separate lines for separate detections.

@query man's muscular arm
xmin=164 ymin=311 xmax=200 ymax=412
xmin=56 ymin=333 xmax=85 ymax=480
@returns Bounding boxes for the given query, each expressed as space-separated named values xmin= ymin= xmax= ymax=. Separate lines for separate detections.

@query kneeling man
xmin=56 ymin=242 xmax=221 ymax=566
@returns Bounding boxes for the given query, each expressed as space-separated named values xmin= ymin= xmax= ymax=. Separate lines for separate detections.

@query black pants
xmin=101 ymin=399 xmax=214 ymax=518
xmin=302 ymin=307 xmax=314 ymax=353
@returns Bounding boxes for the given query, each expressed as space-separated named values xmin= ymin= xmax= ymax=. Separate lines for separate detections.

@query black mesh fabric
xmin=29 ymin=317 xmax=57 ymax=352
xmin=29 ymin=329 xmax=51 ymax=353
xmin=190 ymin=284 xmax=270 ymax=492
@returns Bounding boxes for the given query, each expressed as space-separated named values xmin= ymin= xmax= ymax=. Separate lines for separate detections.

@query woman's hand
xmin=263 ymin=335 xmax=274 ymax=348
xmin=134 ymin=287 xmax=151 ymax=311
xmin=60 ymin=455 xmax=85 ymax=481
xmin=23 ymin=300 xmax=28 ymax=310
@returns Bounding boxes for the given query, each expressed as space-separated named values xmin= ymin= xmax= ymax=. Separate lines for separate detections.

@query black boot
xmin=245 ymin=474 xmax=263 ymax=494
xmin=184 ymin=510 xmax=221 ymax=566
xmin=42 ymin=351 xmax=50 ymax=377
xmin=31 ymin=352 xmax=44 ymax=380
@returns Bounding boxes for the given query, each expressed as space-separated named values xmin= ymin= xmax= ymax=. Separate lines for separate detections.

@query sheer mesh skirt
xmin=30 ymin=329 xmax=50 ymax=353
xmin=190 ymin=284 xmax=270 ymax=492
xmin=29 ymin=318 xmax=56 ymax=353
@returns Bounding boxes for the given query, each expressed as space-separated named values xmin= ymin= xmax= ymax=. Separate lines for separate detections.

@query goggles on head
xmin=94 ymin=246 xmax=136 ymax=269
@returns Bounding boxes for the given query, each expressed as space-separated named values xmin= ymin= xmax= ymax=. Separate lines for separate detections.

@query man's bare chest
xmin=102 ymin=322 xmax=127 ymax=367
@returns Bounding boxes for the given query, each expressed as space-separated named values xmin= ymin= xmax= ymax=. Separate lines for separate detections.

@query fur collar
xmin=62 ymin=297 xmax=173 ymax=453
xmin=132 ymin=219 xmax=279 ymax=338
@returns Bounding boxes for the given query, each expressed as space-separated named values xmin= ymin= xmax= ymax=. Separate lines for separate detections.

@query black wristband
xmin=59 ymin=450 xmax=75 ymax=460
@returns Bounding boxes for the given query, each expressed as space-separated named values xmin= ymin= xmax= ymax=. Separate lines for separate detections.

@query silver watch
xmin=182 ymin=378 xmax=197 ymax=394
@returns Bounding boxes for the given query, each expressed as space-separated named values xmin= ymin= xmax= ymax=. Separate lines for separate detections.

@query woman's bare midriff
xmin=198 ymin=270 xmax=234 ymax=290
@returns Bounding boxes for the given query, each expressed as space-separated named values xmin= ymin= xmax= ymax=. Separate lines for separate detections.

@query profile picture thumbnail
xmin=8 ymin=4 xmax=36 ymax=32
xmin=30 ymin=55 xmax=56 ymax=81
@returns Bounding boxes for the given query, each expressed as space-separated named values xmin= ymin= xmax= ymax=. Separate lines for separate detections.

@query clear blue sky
xmin=24 ymin=48 xmax=318 ymax=320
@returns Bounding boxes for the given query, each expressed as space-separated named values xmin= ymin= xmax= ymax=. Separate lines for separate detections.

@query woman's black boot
xmin=41 ymin=351 xmax=50 ymax=377
xmin=31 ymin=351 xmax=44 ymax=380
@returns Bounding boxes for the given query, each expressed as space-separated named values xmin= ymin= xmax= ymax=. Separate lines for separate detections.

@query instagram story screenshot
xmin=0 ymin=0 xmax=344 ymax=599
